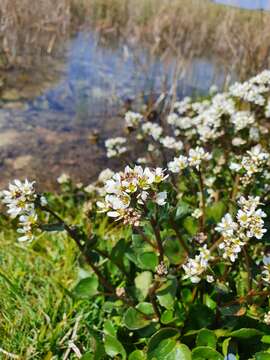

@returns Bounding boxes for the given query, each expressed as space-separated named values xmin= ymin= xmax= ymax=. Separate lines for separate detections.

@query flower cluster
xmin=230 ymin=145 xmax=269 ymax=186
xmin=2 ymin=179 xmax=45 ymax=242
xmin=125 ymin=111 xmax=143 ymax=129
xmin=105 ymin=137 xmax=127 ymax=158
xmin=141 ymin=121 xmax=163 ymax=141
xmin=160 ymin=136 xmax=183 ymax=151
xmin=231 ymin=111 xmax=255 ymax=132
xmin=182 ymin=245 xmax=213 ymax=283
xmin=167 ymin=93 xmax=235 ymax=143
xmin=97 ymin=166 xmax=168 ymax=226
xmin=215 ymin=196 xmax=266 ymax=262
xmin=230 ymin=70 xmax=270 ymax=106
xmin=168 ymin=146 xmax=211 ymax=173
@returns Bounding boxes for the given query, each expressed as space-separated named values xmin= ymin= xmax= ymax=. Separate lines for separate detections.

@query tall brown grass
xmin=0 ymin=0 xmax=70 ymax=68
xmin=0 ymin=0 xmax=270 ymax=81
xmin=85 ymin=0 xmax=270 ymax=81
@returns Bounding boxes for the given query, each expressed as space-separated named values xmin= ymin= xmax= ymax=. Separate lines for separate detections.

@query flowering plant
xmin=3 ymin=71 xmax=270 ymax=358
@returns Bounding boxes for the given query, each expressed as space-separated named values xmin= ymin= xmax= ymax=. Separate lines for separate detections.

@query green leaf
xmin=138 ymin=252 xmax=158 ymax=271
xmin=103 ymin=320 xmax=116 ymax=337
xmin=176 ymin=202 xmax=191 ymax=219
xmin=164 ymin=238 xmax=186 ymax=264
xmin=147 ymin=339 xmax=176 ymax=360
xmin=129 ymin=350 xmax=146 ymax=360
xmin=156 ymin=277 xmax=177 ymax=310
xmin=104 ymin=334 xmax=126 ymax=359
xmin=73 ymin=276 xmax=98 ymax=298
xmin=206 ymin=201 xmax=226 ymax=223
xmin=123 ymin=307 xmax=151 ymax=330
xmin=192 ymin=346 xmax=223 ymax=360
xmin=255 ymin=352 xmax=270 ymax=360
xmin=88 ymin=330 xmax=106 ymax=359
xmin=135 ymin=271 xmax=153 ymax=300
xmin=222 ymin=337 xmax=231 ymax=356
xmin=188 ymin=305 xmax=215 ymax=330
xmin=165 ymin=343 xmax=191 ymax=360
xmin=196 ymin=329 xmax=217 ymax=349
xmin=161 ymin=310 xmax=176 ymax=325
xmin=111 ymin=239 xmax=127 ymax=262
xmin=136 ymin=302 xmax=155 ymax=316
xmin=147 ymin=327 xmax=179 ymax=357
xmin=182 ymin=216 xmax=198 ymax=235
xmin=203 ymin=294 xmax=217 ymax=310
xmin=80 ymin=352 xmax=93 ymax=360
xmin=229 ymin=328 xmax=263 ymax=339
xmin=261 ymin=335 xmax=270 ymax=344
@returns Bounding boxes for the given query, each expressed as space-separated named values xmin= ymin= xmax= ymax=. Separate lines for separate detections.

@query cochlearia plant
xmin=3 ymin=71 xmax=270 ymax=359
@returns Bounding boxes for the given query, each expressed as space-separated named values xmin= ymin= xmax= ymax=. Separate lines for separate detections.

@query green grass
xmin=0 ymin=225 xmax=102 ymax=358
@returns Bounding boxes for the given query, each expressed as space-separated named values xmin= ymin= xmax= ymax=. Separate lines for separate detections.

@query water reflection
xmin=0 ymin=30 xmax=227 ymax=188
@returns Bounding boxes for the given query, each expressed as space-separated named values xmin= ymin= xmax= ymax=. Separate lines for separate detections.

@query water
xmin=214 ymin=0 xmax=270 ymax=10
xmin=0 ymin=31 xmax=225 ymax=189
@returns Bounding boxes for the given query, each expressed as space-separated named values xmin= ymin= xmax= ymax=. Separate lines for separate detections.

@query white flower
xmin=40 ymin=196 xmax=47 ymax=207
xmin=231 ymin=111 xmax=255 ymax=132
xmin=232 ymin=137 xmax=246 ymax=146
xmin=168 ymin=155 xmax=188 ymax=173
xmin=136 ymin=157 xmax=147 ymax=164
xmin=3 ymin=179 xmax=36 ymax=219
xmin=231 ymin=145 xmax=269 ymax=186
xmin=154 ymin=191 xmax=167 ymax=206
xmin=173 ymin=97 xmax=191 ymax=114
xmin=182 ymin=245 xmax=213 ymax=283
xmin=125 ymin=111 xmax=143 ymax=128
xmin=148 ymin=144 xmax=155 ymax=152
xmin=229 ymin=162 xmax=242 ymax=172
xmin=142 ymin=122 xmax=163 ymax=140
xmin=160 ymin=136 xmax=183 ymax=151
xmin=216 ymin=197 xmax=267 ymax=262
xmin=97 ymin=166 xmax=168 ymax=226
xmin=105 ymin=137 xmax=127 ymax=158
xmin=192 ymin=209 xmax=203 ymax=219
xmin=57 ymin=173 xmax=70 ymax=184
xmin=188 ymin=147 xmax=211 ymax=169
xmin=215 ymin=213 xmax=238 ymax=236
xmin=167 ymin=113 xmax=180 ymax=126
xmin=264 ymin=311 xmax=270 ymax=325
xmin=2 ymin=179 xmax=41 ymax=243
xmin=206 ymin=275 xmax=214 ymax=283
xmin=84 ymin=184 xmax=97 ymax=194
xmin=98 ymin=168 xmax=114 ymax=183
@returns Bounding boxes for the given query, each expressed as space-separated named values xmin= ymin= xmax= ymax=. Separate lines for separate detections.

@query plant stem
xmin=209 ymin=236 xmax=224 ymax=252
xmin=135 ymin=226 xmax=157 ymax=249
xmin=169 ymin=217 xmax=190 ymax=255
xmin=150 ymin=217 xmax=164 ymax=263
xmin=197 ymin=169 xmax=206 ymax=231
xmin=149 ymin=280 xmax=161 ymax=320
xmin=41 ymin=206 xmax=114 ymax=293
xmin=243 ymin=246 xmax=252 ymax=293
xmin=221 ymin=290 xmax=270 ymax=308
